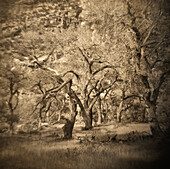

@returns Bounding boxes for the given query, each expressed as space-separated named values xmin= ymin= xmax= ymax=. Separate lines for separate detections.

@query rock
xmin=108 ymin=134 xmax=117 ymax=141
xmin=0 ymin=123 xmax=9 ymax=133
xmin=116 ymin=134 xmax=129 ymax=142
xmin=128 ymin=131 xmax=140 ymax=141
xmin=91 ymin=135 xmax=95 ymax=140
xmin=95 ymin=134 xmax=110 ymax=142
xmin=12 ymin=29 xmax=22 ymax=37
xmin=29 ymin=130 xmax=40 ymax=135
xmin=150 ymin=123 xmax=162 ymax=137
xmin=17 ymin=130 xmax=27 ymax=134
xmin=141 ymin=131 xmax=152 ymax=139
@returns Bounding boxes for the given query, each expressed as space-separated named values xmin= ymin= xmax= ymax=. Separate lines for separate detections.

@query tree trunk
xmin=63 ymin=118 xmax=75 ymax=139
xmin=71 ymin=91 xmax=92 ymax=130
xmin=143 ymin=107 xmax=148 ymax=122
xmin=97 ymin=97 xmax=102 ymax=124
xmin=8 ymin=102 xmax=14 ymax=135
xmin=9 ymin=113 xmax=14 ymax=135
xmin=57 ymin=110 xmax=61 ymax=122
xmin=63 ymin=91 xmax=78 ymax=139
xmin=147 ymin=102 xmax=164 ymax=137
xmin=84 ymin=117 xmax=92 ymax=130
xmin=38 ymin=117 xmax=42 ymax=129
xmin=46 ymin=111 xmax=49 ymax=122
xmin=117 ymin=100 xmax=123 ymax=122
xmin=82 ymin=108 xmax=93 ymax=130
xmin=38 ymin=106 xmax=44 ymax=128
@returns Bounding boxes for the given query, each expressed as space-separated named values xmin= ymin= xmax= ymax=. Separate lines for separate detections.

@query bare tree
xmin=25 ymin=44 xmax=119 ymax=138
xmin=0 ymin=68 xmax=26 ymax=134
xmin=124 ymin=0 xmax=170 ymax=136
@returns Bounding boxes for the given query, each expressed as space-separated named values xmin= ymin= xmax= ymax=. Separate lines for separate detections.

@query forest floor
xmin=0 ymin=122 xmax=170 ymax=169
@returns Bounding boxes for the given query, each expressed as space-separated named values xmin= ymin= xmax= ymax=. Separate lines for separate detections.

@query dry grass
xmin=0 ymin=135 xmax=169 ymax=169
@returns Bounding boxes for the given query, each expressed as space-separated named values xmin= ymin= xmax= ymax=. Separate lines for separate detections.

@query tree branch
xmin=152 ymin=70 xmax=170 ymax=103
xmin=142 ymin=24 xmax=155 ymax=45
xmin=124 ymin=94 xmax=142 ymax=101
xmin=92 ymin=65 xmax=117 ymax=76
xmin=13 ymin=90 xmax=19 ymax=110
xmin=141 ymin=75 xmax=150 ymax=89
xmin=70 ymin=90 xmax=89 ymax=121
xmin=62 ymin=70 xmax=80 ymax=80
xmin=43 ymin=48 xmax=55 ymax=62
xmin=78 ymin=47 xmax=90 ymax=65
xmin=142 ymin=11 xmax=163 ymax=46
xmin=151 ymin=60 xmax=162 ymax=69
xmin=121 ymin=104 xmax=133 ymax=113
xmin=87 ymin=80 xmax=100 ymax=100
xmin=89 ymin=77 xmax=118 ymax=110
xmin=50 ymin=79 xmax=71 ymax=93
xmin=103 ymin=88 xmax=112 ymax=100
xmin=37 ymin=80 xmax=45 ymax=95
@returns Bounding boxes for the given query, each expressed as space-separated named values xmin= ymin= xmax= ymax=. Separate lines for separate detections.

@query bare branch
xmin=33 ymin=56 xmax=39 ymax=61
xmin=121 ymin=104 xmax=133 ymax=113
xmin=95 ymin=78 xmax=118 ymax=97
xmin=142 ymin=24 xmax=155 ymax=45
xmin=43 ymin=48 xmax=55 ymax=62
xmin=34 ymin=60 xmax=43 ymax=67
xmin=87 ymin=80 xmax=100 ymax=100
xmin=89 ymin=97 xmax=98 ymax=110
xmin=89 ymin=77 xmax=118 ymax=110
xmin=12 ymin=89 xmax=18 ymax=95
xmin=78 ymin=47 xmax=90 ymax=65
xmin=34 ymin=48 xmax=55 ymax=63
xmin=92 ymin=65 xmax=117 ymax=76
xmin=152 ymin=70 xmax=170 ymax=103
xmin=103 ymin=88 xmax=112 ymax=100
xmin=45 ymin=101 xmax=52 ymax=113
xmin=70 ymin=90 xmax=89 ymax=122
xmin=32 ymin=101 xmax=41 ymax=114
xmin=50 ymin=79 xmax=71 ymax=93
xmin=78 ymin=47 xmax=93 ymax=73
xmin=142 ymin=11 xmax=163 ymax=45
xmin=151 ymin=60 xmax=162 ymax=69
xmin=13 ymin=91 xmax=19 ymax=110
xmin=141 ymin=0 xmax=152 ymax=15
xmin=62 ymin=70 xmax=80 ymax=80
xmin=37 ymin=80 xmax=45 ymax=95
xmin=140 ymin=75 xmax=150 ymax=89
xmin=147 ymin=36 xmax=165 ymax=58
xmin=143 ymin=55 xmax=151 ymax=68
xmin=124 ymin=94 xmax=142 ymax=101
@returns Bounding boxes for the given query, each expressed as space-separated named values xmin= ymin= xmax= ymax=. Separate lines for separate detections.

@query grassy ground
xmin=0 ymin=135 xmax=169 ymax=169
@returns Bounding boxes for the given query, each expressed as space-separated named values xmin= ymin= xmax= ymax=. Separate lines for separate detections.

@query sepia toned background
xmin=0 ymin=0 xmax=170 ymax=169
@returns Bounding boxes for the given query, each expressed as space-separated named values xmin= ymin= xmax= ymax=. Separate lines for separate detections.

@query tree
xmin=123 ymin=0 xmax=170 ymax=136
xmin=74 ymin=47 xmax=119 ymax=128
xmin=2 ymin=0 xmax=169 ymax=138
xmin=27 ymin=45 xmax=118 ymax=136
xmin=10 ymin=11 xmax=121 ymax=135
xmin=0 ymin=56 xmax=27 ymax=134
xmin=81 ymin=0 xmax=170 ymax=130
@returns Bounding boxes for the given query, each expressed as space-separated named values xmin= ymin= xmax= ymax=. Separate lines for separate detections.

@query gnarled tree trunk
xmin=63 ymin=90 xmax=78 ymax=139
xmin=97 ymin=97 xmax=102 ymax=124
xmin=117 ymin=100 xmax=123 ymax=122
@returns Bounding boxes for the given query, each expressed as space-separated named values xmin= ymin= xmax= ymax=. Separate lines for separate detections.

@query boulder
xmin=115 ymin=134 xmax=129 ymax=142
xmin=128 ymin=131 xmax=141 ymax=141
xmin=0 ymin=123 xmax=9 ymax=133
xmin=95 ymin=134 xmax=110 ymax=142
xmin=108 ymin=133 xmax=117 ymax=141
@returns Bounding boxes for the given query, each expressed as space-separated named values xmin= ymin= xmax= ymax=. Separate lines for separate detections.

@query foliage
xmin=0 ymin=0 xmax=169 ymax=136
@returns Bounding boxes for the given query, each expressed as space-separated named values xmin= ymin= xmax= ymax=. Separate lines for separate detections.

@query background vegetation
xmin=0 ymin=0 xmax=170 ymax=168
